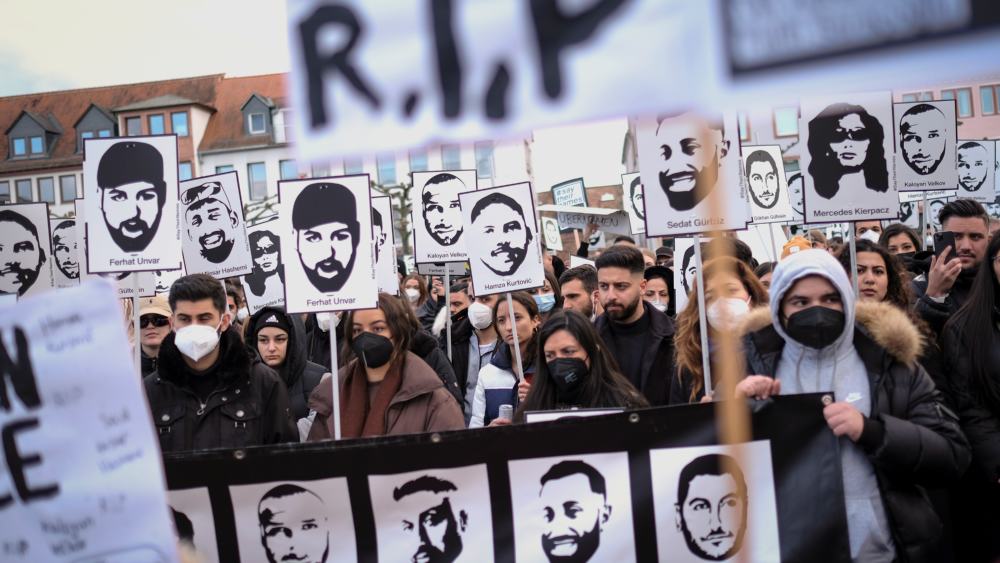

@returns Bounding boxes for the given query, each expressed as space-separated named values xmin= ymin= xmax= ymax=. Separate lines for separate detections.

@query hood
xmin=247 ymin=306 xmax=308 ymax=388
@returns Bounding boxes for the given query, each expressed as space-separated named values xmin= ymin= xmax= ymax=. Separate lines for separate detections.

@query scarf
xmin=339 ymin=354 xmax=405 ymax=438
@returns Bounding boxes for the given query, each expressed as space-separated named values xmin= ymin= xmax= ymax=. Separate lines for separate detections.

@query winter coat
xmin=594 ymin=300 xmax=677 ymax=406
xmin=410 ymin=328 xmax=463 ymax=406
xmin=911 ymin=268 xmax=976 ymax=336
xmin=248 ymin=307 xmax=328 ymax=420
xmin=469 ymin=344 xmax=533 ymax=428
xmin=141 ymin=348 xmax=158 ymax=378
xmin=416 ymin=296 xmax=443 ymax=332
xmin=144 ymin=328 xmax=298 ymax=453
xmin=303 ymin=313 xmax=343 ymax=370
xmin=305 ymin=351 xmax=465 ymax=440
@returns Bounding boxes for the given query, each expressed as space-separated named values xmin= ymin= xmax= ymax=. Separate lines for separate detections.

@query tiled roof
xmin=199 ymin=73 xmax=288 ymax=153
xmin=114 ymin=94 xmax=212 ymax=113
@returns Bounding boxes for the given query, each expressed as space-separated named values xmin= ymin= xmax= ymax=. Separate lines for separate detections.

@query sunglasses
xmin=140 ymin=315 xmax=170 ymax=328
xmin=830 ymin=128 xmax=870 ymax=143
xmin=181 ymin=181 xmax=223 ymax=205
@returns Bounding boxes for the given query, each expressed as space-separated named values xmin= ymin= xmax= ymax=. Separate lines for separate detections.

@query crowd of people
xmin=132 ymin=198 xmax=1000 ymax=562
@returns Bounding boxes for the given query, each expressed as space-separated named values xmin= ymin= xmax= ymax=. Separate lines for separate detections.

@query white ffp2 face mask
xmin=237 ymin=307 xmax=250 ymax=322
xmin=467 ymin=301 xmax=493 ymax=330
xmin=404 ymin=288 xmax=420 ymax=303
xmin=650 ymin=300 xmax=668 ymax=313
xmin=859 ymin=229 xmax=881 ymax=244
xmin=316 ymin=312 xmax=340 ymax=333
xmin=706 ymin=298 xmax=751 ymax=332
xmin=174 ymin=321 xmax=222 ymax=362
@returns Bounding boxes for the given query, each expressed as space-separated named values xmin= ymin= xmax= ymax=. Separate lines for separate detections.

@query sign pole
xmin=329 ymin=314 xmax=341 ymax=441
xmin=848 ymin=222 xmax=859 ymax=296
xmin=692 ymin=236 xmax=713 ymax=397
xmin=445 ymin=269 xmax=452 ymax=362
xmin=767 ymin=224 xmax=779 ymax=262
xmin=920 ymin=191 xmax=929 ymax=243
xmin=132 ymin=275 xmax=141 ymax=377
xmin=506 ymin=292 xmax=524 ymax=381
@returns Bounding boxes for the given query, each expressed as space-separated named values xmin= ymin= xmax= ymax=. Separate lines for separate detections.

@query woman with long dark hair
xmin=807 ymin=103 xmax=889 ymax=199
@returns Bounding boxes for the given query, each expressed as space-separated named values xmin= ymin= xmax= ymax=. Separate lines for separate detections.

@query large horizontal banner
xmin=164 ymin=395 xmax=850 ymax=562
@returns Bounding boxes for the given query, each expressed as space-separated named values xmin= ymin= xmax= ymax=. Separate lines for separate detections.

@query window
xmin=980 ymin=85 xmax=999 ymax=116
xmin=178 ymin=162 xmax=193 ymax=181
xmin=148 ymin=114 xmax=165 ymax=135
xmin=737 ymin=113 xmax=750 ymax=142
xmin=409 ymin=150 xmax=429 ymax=172
xmin=29 ymin=136 xmax=43 ymax=154
xmin=311 ymin=162 xmax=329 ymax=177
xmin=474 ymin=141 xmax=494 ymax=179
xmin=126 ymin=117 xmax=142 ymax=136
xmin=98 ymin=129 xmax=112 ymax=137
xmin=941 ymin=88 xmax=973 ymax=118
xmin=773 ymin=107 xmax=798 ymax=137
xmin=81 ymin=131 xmax=94 ymax=140
xmin=59 ymin=175 xmax=77 ymax=202
xmin=12 ymin=138 xmax=26 ymax=156
xmin=171 ymin=112 xmax=189 ymax=136
xmin=901 ymin=91 xmax=933 ymax=102
xmin=0 ymin=181 xmax=9 ymax=203
xmin=248 ymin=112 xmax=267 ymax=134
xmin=37 ymin=177 xmax=55 ymax=203
xmin=16 ymin=179 xmax=32 ymax=202
xmin=376 ymin=153 xmax=396 ymax=184
xmin=901 ymin=93 xmax=917 ymax=103
xmin=215 ymin=165 xmax=235 ymax=174
xmin=248 ymin=162 xmax=267 ymax=201
xmin=279 ymin=159 xmax=299 ymax=180
xmin=344 ymin=158 xmax=364 ymax=175
xmin=441 ymin=144 xmax=462 ymax=170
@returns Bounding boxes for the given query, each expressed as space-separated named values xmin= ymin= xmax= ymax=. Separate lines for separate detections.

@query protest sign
xmin=622 ymin=172 xmax=645 ymax=235
xmin=550 ymin=177 xmax=588 ymax=208
xmin=154 ymin=266 xmax=186 ymax=295
xmin=741 ymin=145 xmax=794 ymax=224
xmin=893 ymin=100 xmax=958 ymax=192
xmin=82 ymin=136 xmax=182 ymax=274
xmin=163 ymin=395 xmax=849 ymax=562
xmin=540 ymin=217 xmax=563 ymax=251
xmin=674 ymin=238 xmax=697 ymax=313
xmin=956 ymin=139 xmax=996 ymax=203
xmin=569 ymin=255 xmax=596 ymax=268
xmin=411 ymin=169 xmax=478 ymax=264
xmin=74 ymin=201 xmax=154 ymax=298
xmin=898 ymin=190 xmax=958 ymax=230
xmin=800 ymin=91 xmax=898 ymax=223
xmin=49 ymin=218 xmax=79 ymax=289
xmin=460 ymin=182 xmax=545 ymax=297
xmin=240 ymin=218 xmax=285 ymax=314
xmin=537 ymin=204 xmax=633 ymax=236
xmin=278 ymin=175 xmax=377 ymax=313
xmin=787 ymin=170 xmax=805 ymax=223
xmin=416 ymin=260 xmax=469 ymax=277
xmin=179 ymin=172 xmax=253 ymax=279
xmin=371 ymin=195 xmax=399 ymax=295
xmin=988 ymin=192 xmax=1000 ymax=220
xmin=0 ymin=203 xmax=54 ymax=298
xmin=0 ymin=280 xmax=176 ymax=561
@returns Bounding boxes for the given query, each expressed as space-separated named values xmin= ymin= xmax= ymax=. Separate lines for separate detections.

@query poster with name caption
xmin=741 ymin=145 xmax=794 ymax=223
xmin=153 ymin=264 xmax=186 ymax=295
xmin=49 ymin=218 xmax=80 ymax=288
xmin=786 ymin=169 xmax=805 ymax=223
xmin=892 ymin=100 xmax=958 ymax=192
xmin=541 ymin=216 xmax=564 ymax=251
xmin=987 ymin=192 xmax=1000 ymax=220
xmin=74 ymin=201 xmax=154 ymax=298
xmin=622 ymin=172 xmax=646 ymax=235
xmin=800 ymin=91 xmax=898 ymax=223
xmin=897 ymin=190 xmax=957 ymax=230
xmin=956 ymin=139 xmax=996 ymax=203
xmin=179 ymin=171 xmax=253 ymax=279
xmin=167 ymin=487 xmax=220 ymax=563
xmin=82 ymin=135 xmax=182 ymax=273
xmin=674 ymin=237 xmax=697 ymax=314
xmin=372 ymin=195 xmax=400 ymax=294
xmin=241 ymin=218 xmax=286 ymax=314
xmin=636 ymin=112 xmax=749 ymax=236
xmin=411 ymin=169 xmax=478 ymax=264
xmin=459 ymin=182 xmax=545 ymax=297
xmin=926 ymin=194 xmax=957 ymax=231
xmin=0 ymin=203 xmax=54 ymax=298
xmin=279 ymin=175 xmax=377 ymax=313
xmin=0 ymin=280 xmax=176 ymax=561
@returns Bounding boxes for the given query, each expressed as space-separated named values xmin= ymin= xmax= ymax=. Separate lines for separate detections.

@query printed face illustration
xmin=183 ymin=182 xmax=239 ymax=264
xmin=899 ymin=201 xmax=914 ymax=224
xmin=745 ymin=151 xmax=779 ymax=209
xmin=253 ymin=233 xmax=280 ymax=274
xmin=154 ymin=269 xmax=183 ymax=294
xmin=539 ymin=472 xmax=610 ymax=562
xmin=629 ymin=176 xmax=645 ymax=219
xmin=52 ymin=221 xmax=79 ymax=279
xmin=258 ymin=486 xmax=329 ymax=563
xmin=544 ymin=221 xmax=560 ymax=247
xmin=675 ymin=455 xmax=748 ymax=561
xmin=828 ymin=113 xmax=870 ymax=170
xmin=654 ymin=114 xmax=729 ymax=211
xmin=681 ymin=246 xmax=697 ymax=295
xmin=0 ymin=213 xmax=44 ymax=295
xmin=471 ymin=194 xmax=532 ymax=276
xmin=394 ymin=477 xmax=467 ymax=563
xmin=958 ymin=143 xmax=989 ymax=192
xmin=899 ymin=106 xmax=947 ymax=175
xmin=929 ymin=200 xmax=946 ymax=228
xmin=296 ymin=221 xmax=356 ymax=292
xmin=422 ymin=174 xmax=466 ymax=246
xmin=788 ymin=173 xmax=804 ymax=215
xmin=96 ymin=142 xmax=167 ymax=252
xmin=373 ymin=208 xmax=387 ymax=263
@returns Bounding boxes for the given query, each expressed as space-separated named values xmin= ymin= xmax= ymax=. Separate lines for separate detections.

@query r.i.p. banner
xmin=164 ymin=395 xmax=849 ymax=562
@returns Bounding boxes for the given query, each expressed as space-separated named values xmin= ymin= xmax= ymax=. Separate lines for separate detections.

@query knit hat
xmin=251 ymin=309 xmax=292 ymax=339
xmin=781 ymin=235 xmax=812 ymax=259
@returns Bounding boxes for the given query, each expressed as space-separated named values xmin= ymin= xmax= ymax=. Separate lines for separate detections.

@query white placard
xmin=927 ymin=194 xmax=957 ymax=231
xmin=622 ymin=172 xmax=646 ymax=235
xmin=416 ymin=259 xmax=469 ymax=277
xmin=0 ymin=280 xmax=176 ymax=560
xmin=411 ymin=169 xmax=478 ymax=264
xmin=956 ymin=139 xmax=996 ymax=203
xmin=241 ymin=218 xmax=286 ymax=314
xmin=49 ymin=218 xmax=80 ymax=288
xmin=800 ymin=91 xmax=898 ymax=223
xmin=541 ymin=216 xmax=563 ymax=251
xmin=153 ymin=265 xmax=186 ymax=295
xmin=82 ymin=136 xmax=182 ymax=273
xmin=74 ymin=201 xmax=154 ymax=298
xmin=674 ymin=238 xmax=697 ymax=314
xmin=569 ymin=255 xmax=596 ymax=268
xmin=0 ymin=203 xmax=54 ymax=298
xmin=460 ymin=182 xmax=545 ymax=297
xmin=179 ymin=171 xmax=253 ymax=279
xmin=636 ymin=112 xmax=749 ymax=236
xmin=551 ymin=177 xmax=589 ymax=208
xmin=167 ymin=487 xmax=220 ymax=563
xmin=279 ymin=175 xmax=377 ymax=313
xmin=893 ymin=100 xmax=958 ymax=192
xmin=786 ymin=170 xmax=805 ymax=223
xmin=741 ymin=145 xmax=793 ymax=224
xmin=987 ymin=191 xmax=1000 ymax=220
xmin=524 ymin=407 xmax=623 ymax=424
xmin=372 ymin=195 xmax=400 ymax=294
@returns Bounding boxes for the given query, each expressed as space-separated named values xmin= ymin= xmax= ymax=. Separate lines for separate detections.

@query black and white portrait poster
xmin=459 ymin=182 xmax=545 ymax=297
xmin=154 ymin=265 xmax=186 ymax=295
xmin=898 ymin=190 xmax=956 ymax=230
xmin=412 ymin=169 xmax=478 ymax=263
xmin=368 ymin=465 xmax=493 ymax=563
xmin=50 ymin=218 xmax=80 ymax=288
xmin=635 ymin=112 xmax=750 ymax=236
xmin=541 ymin=216 xmax=564 ymax=251
xmin=674 ymin=238 xmax=697 ymax=314
xmin=0 ymin=203 xmax=54 ymax=298
xmin=956 ymin=139 xmax=996 ymax=203
xmin=892 ymin=100 xmax=958 ymax=192
xmin=179 ymin=171 xmax=253 ymax=279
xmin=278 ymin=175 xmax=377 ymax=313
xmin=650 ymin=441 xmax=780 ymax=563
xmin=800 ymin=91 xmax=897 ymax=223
xmin=230 ymin=478 xmax=357 ymax=563
xmin=786 ymin=170 xmax=805 ymax=223
xmin=372 ymin=195 xmax=399 ymax=294
xmin=741 ymin=145 xmax=793 ymax=224
xmin=509 ymin=452 xmax=636 ymax=562
xmin=167 ymin=487 xmax=220 ymax=563
xmin=622 ymin=172 xmax=646 ymax=235
xmin=82 ymin=135 xmax=182 ymax=273
xmin=987 ymin=191 xmax=1000 ymax=220
xmin=241 ymin=218 xmax=285 ymax=314
xmin=74 ymin=201 xmax=154 ymax=298
xmin=927 ymin=194 xmax=957 ymax=231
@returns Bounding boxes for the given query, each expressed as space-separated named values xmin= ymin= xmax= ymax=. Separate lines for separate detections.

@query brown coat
xmin=306 ymin=351 xmax=465 ymax=440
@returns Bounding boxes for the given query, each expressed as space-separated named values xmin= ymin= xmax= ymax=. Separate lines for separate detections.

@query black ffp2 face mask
xmin=547 ymin=357 xmax=588 ymax=404
xmin=351 ymin=332 xmax=394 ymax=368
xmin=784 ymin=306 xmax=845 ymax=349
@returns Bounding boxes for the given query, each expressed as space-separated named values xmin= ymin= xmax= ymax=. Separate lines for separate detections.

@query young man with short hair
xmin=441 ymin=284 xmax=499 ymax=423
xmin=144 ymin=273 xmax=296 ymax=452
xmin=558 ymin=265 xmax=602 ymax=319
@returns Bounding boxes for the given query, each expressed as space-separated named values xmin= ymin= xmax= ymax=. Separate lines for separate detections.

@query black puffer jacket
xmin=594 ymin=301 xmax=676 ymax=406
xmin=411 ymin=328 xmax=462 ymax=407
xmin=912 ymin=268 xmax=977 ymax=336
xmin=144 ymin=328 xmax=297 ymax=453
xmin=248 ymin=307 xmax=328 ymax=420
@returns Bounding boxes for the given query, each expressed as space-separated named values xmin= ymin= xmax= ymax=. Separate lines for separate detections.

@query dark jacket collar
xmin=745 ymin=322 xmax=890 ymax=378
xmin=157 ymin=327 xmax=250 ymax=387
xmin=596 ymin=300 xmax=675 ymax=338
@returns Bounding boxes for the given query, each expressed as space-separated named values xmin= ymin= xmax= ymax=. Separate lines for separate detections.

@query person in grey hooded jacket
xmin=735 ymin=249 xmax=969 ymax=563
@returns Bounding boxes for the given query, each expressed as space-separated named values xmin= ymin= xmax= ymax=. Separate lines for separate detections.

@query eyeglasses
xmin=830 ymin=127 xmax=870 ymax=143
xmin=181 ymin=181 xmax=223 ymax=205
xmin=140 ymin=315 xmax=169 ymax=328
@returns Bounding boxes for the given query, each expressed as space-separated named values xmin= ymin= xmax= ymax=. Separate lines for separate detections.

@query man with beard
xmin=899 ymin=104 xmax=948 ymax=175
xmin=245 ymin=229 xmax=283 ymax=298
xmin=628 ymin=175 xmax=645 ymax=220
xmin=470 ymin=192 xmax=533 ymax=276
xmin=538 ymin=460 xmax=611 ymax=562
xmin=675 ymin=454 xmax=748 ymax=561
xmin=744 ymin=149 xmax=781 ymax=210
xmin=258 ymin=484 xmax=330 ymax=563
xmin=372 ymin=206 xmax=388 ymax=263
xmin=97 ymin=141 xmax=167 ymax=252
xmin=422 ymin=173 xmax=467 ymax=247
xmin=558 ymin=265 xmax=602 ymax=319
xmin=292 ymin=183 xmax=360 ymax=293
xmin=957 ymin=141 xmax=990 ymax=193
xmin=393 ymin=475 xmax=468 ymax=562
xmin=594 ymin=246 xmax=676 ymax=405
xmin=154 ymin=269 xmax=184 ymax=294
xmin=181 ymin=181 xmax=240 ymax=264
xmin=51 ymin=219 xmax=79 ymax=280
xmin=653 ymin=113 xmax=730 ymax=212
xmin=0 ymin=210 xmax=46 ymax=296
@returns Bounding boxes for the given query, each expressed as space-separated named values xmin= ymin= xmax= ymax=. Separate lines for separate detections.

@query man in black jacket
xmin=594 ymin=246 xmax=676 ymax=405
xmin=248 ymin=307 xmax=327 ymax=421
xmin=441 ymin=285 xmax=499 ymax=422
xmin=144 ymin=274 xmax=297 ymax=452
